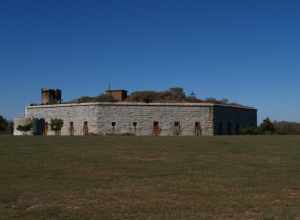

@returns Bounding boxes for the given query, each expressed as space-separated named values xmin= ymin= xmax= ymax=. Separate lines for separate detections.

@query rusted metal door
xmin=153 ymin=121 xmax=160 ymax=136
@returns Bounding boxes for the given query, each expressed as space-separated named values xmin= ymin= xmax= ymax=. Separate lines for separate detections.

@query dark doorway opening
xmin=174 ymin=121 xmax=181 ymax=136
xmin=153 ymin=121 xmax=160 ymax=136
xmin=83 ymin=121 xmax=89 ymax=136
xmin=195 ymin=122 xmax=201 ymax=136
xmin=69 ymin=122 xmax=74 ymax=136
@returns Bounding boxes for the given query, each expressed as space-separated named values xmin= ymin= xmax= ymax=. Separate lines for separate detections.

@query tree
xmin=189 ymin=91 xmax=196 ymax=98
xmin=169 ymin=87 xmax=186 ymax=99
xmin=260 ymin=118 xmax=275 ymax=134
xmin=7 ymin=121 xmax=14 ymax=134
xmin=0 ymin=115 xmax=8 ymax=131
xmin=50 ymin=119 xmax=64 ymax=136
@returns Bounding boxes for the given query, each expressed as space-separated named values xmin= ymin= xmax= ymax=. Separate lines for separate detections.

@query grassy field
xmin=1 ymin=136 xmax=300 ymax=219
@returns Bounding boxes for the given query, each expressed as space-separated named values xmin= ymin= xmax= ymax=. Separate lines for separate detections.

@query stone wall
xmin=26 ymin=102 xmax=214 ymax=136
xmin=25 ymin=102 xmax=257 ymax=136
xmin=213 ymin=106 xmax=257 ymax=135
xmin=26 ymin=104 xmax=99 ymax=136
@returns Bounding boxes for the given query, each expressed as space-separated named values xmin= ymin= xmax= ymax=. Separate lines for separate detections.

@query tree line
xmin=241 ymin=118 xmax=300 ymax=135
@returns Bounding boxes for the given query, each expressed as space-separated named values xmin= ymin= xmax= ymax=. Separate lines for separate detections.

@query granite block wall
xmin=25 ymin=103 xmax=214 ymax=136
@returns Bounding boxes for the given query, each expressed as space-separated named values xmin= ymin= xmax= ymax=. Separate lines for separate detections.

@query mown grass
xmin=0 ymin=136 xmax=300 ymax=219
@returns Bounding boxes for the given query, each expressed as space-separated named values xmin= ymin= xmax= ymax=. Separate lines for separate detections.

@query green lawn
xmin=1 ymin=136 xmax=300 ymax=219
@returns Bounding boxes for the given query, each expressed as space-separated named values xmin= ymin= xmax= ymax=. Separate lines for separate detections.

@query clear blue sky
xmin=1 ymin=0 xmax=300 ymax=122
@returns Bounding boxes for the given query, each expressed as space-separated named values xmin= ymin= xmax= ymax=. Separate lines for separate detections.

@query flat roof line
xmin=27 ymin=102 xmax=256 ymax=110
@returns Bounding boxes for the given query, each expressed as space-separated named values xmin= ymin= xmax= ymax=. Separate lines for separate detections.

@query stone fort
xmin=14 ymin=88 xmax=257 ymax=136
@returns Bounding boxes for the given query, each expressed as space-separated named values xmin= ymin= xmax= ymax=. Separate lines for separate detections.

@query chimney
xmin=106 ymin=89 xmax=128 ymax=101
xmin=41 ymin=88 xmax=62 ymax=105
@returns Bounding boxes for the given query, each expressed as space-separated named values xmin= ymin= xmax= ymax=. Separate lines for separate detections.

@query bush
xmin=128 ymin=91 xmax=158 ymax=103
xmin=50 ymin=119 xmax=64 ymax=135
xmin=17 ymin=123 xmax=32 ymax=132
xmin=240 ymin=118 xmax=297 ymax=135
xmin=260 ymin=118 xmax=275 ymax=134
xmin=127 ymin=87 xmax=188 ymax=103
xmin=240 ymin=127 xmax=262 ymax=135
xmin=69 ymin=87 xmax=243 ymax=106
xmin=70 ymin=94 xmax=115 ymax=103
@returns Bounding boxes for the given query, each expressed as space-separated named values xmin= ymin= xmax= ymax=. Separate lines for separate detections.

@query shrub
xmin=260 ymin=118 xmax=275 ymax=134
xmin=69 ymin=87 xmax=243 ymax=106
xmin=240 ymin=127 xmax=262 ymax=135
xmin=70 ymin=94 xmax=115 ymax=103
xmin=241 ymin=118 xmax=284 ymax=135
xmin=50 ymin=119 xmax=64 ymax=135
xmin=127 ymin=87 xmax=188 ymax=103
xmin=128 ymin=91 xmax=158 ymax=103
xmin=17 ymin=123 xmax=32 ymax=132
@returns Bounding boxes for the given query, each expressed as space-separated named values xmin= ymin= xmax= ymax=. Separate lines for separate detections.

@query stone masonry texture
xmin=25 ymin=102 xmax=257 ymax=136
